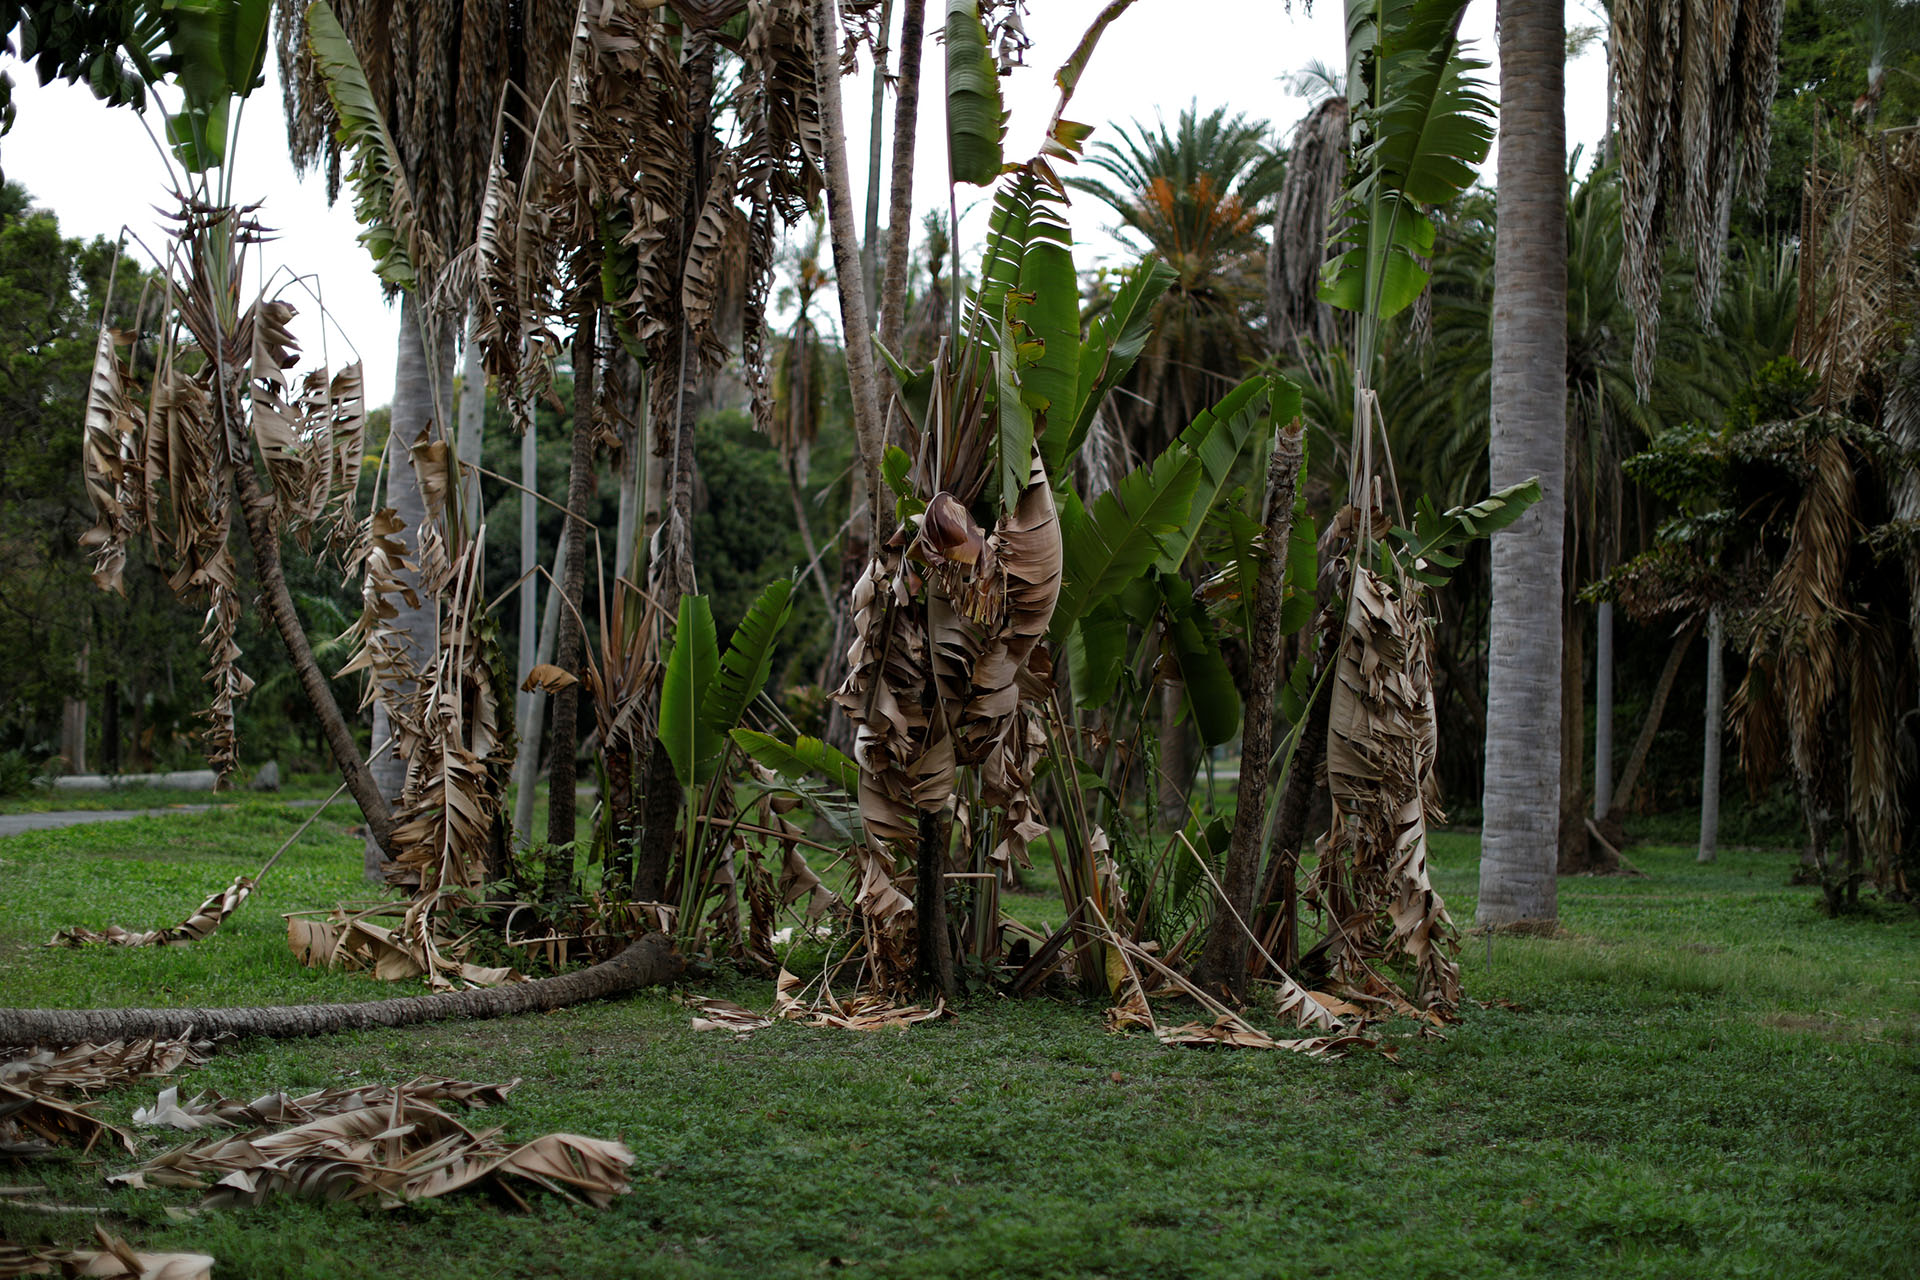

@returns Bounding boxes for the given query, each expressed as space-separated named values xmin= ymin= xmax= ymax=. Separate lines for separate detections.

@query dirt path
xmin=0 ymin=806 xmax=220 ymax=838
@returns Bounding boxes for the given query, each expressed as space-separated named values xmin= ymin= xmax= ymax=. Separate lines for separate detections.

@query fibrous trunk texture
xmin=1198 ymin=421 xmax=1305 ymax=994
xmin=0 ymin=933 xmax=680 ymax=1046
xmin=1477 ymin=0 xmax=1568 ymax=926
xmin=1699 ymin=607 xmax=1725 ymax=862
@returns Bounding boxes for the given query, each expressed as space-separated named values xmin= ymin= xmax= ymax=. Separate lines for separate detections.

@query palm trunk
xmin=233 ymin=463 xmax=394 ymax=853
xmin=1476 ymin=0 xmax=1568 ymax=927
xmin=511 ymin=526 xmax=569 ymax=851
xmin=1594 ymin=599 xmax=1614 ymax=815
xmin=456 ymin=309 xmax=486 ymax=527
xmin=812 ymin=0 xmax=887 ymax=543
xmin=1698 ymin=607 xmax=1724 ymax=863
xmin=1197 ymin=421 xmax=1305 ymax=995
xmin=546 ymin=309 xmax=601 ymax=878
xmin=0 ymin=933 xmax=680 ymax=1046
xmin=513 ymin=402 xmax=541 ymax=833
xmin=877 ymin=0 xmax=925 ymax=354
xmin=861 ymin=0 xmax=893 ymax=313
xmin=368 ymin=295 xmax=455 ymax=879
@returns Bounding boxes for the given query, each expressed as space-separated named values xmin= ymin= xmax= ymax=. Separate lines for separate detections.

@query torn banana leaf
xmin=50 ymin=876 xmax=254 ymax=949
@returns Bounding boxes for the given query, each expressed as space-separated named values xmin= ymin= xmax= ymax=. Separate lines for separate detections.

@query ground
xmin=0 ymin=797 xmax=1916 ymax=1278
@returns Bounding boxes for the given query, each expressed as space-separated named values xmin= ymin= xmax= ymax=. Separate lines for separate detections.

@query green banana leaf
xmin=701 ymin=577 xmax=795 ymax=741
xmin=1049 ymin=256 xmax=1175 ymax=477
xmin=659 ymin=595 xmax=721 ymax=788
xmin=1051 ymin=447 xmax=1201 ymax=638
xmin=944 ymin=0 xmax=1004 ymax=187
xmin=730 ymin=729 xmax=861 ymax=797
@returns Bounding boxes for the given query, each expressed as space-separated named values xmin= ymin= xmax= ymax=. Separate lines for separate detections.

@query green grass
xmin=2 ymin=811 xmax=1916 ymax=1278
xmin=0 ymin=776 xmax=343 ymax=814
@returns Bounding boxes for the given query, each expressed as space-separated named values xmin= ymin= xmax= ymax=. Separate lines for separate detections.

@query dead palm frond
xmin=1612 ymin=0 xmax=1786 ymax=395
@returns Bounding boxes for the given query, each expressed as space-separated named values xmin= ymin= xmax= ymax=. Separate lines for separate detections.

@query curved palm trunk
xmin=1601 ymin=614 xmax=1700 ymax=835
xmin=0 ymin=933 xmax=680 ymax=1046
xmin=1476 ymin=0 xmax=1567 ymax=926
xmin=233 ymin=463 xmax=394 ymax=854
xmin=367 ymin=294 xmax=455 ymax=880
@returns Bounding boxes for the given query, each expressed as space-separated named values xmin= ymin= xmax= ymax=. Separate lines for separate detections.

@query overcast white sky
xmin=0 ymin=0 xmax=1609 ymax=405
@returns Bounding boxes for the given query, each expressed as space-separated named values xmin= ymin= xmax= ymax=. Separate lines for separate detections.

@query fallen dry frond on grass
xmin=0 ymin=1086 xmax=132 ymax=1159
xmin=50 ymin=878 xmax=255 ymax=951
xmin=112 ymin=1089 xmax=632 ymax=1211
xmin=0 ymin=1040 xmax=212 ymax=1095
xmin=0 ymin=1226 xmax=212 ymax=1279
xmin=133 ymin=1076 xmax=519 ymax=1131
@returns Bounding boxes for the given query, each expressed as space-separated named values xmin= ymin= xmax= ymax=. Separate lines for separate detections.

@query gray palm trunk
xmin=366 ymin=294 xmax=456 ymax=880
xmin=877 ymin=0 xmax=925 ymax=354
xmin=1477 ymin=0 xmax=1568 ymax=926
xmin=1593 ymin=600 xmax=1614 ymax=816
xmin=1698 ymin=607 xmax=1724 ymax=863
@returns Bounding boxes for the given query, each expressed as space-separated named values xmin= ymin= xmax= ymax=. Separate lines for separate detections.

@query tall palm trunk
xmin=367 ymin=294 xmax=455 ymax=880
xmin=861 ymin=0 xmax=894 ymax=311
xmin=1593 ymin=600 xmax=1614 ymax=815
xmin=811 ymin=0 xmax=887 ymax=538
xmin=1698 ymin=607 xmax=1724 ymax=862
xmin=1477 ymin=0 xmax=1567 ymax=926
xmin=876 ymin=0 xmax=925 ymax=353
xmin=545 ymin=308 xmax=600 ymax=880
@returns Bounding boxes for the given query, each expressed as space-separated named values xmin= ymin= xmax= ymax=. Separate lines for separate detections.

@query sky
xmin=0 ymin=0 xmax=1611 ymax=406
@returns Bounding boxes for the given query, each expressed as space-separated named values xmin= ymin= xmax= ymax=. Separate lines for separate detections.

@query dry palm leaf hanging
xmin=1612 ymin=0 xmax=1785 ymax=394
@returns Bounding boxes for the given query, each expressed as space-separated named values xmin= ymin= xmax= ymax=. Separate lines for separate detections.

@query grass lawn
xmin=1 ymin=804 xmax=1916 ymax=1278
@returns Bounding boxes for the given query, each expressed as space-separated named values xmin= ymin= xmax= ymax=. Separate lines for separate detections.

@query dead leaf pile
xmin=49 ymin=877 xmax=255 ymax=950
xmin=283 ymin=906 xmax=521 ymax=989
xmin=133 ymin=1076 xmax=519 ymax=1131
xmin=113 ymin=1089 xmax=632 ymax=1211
xmin=0 ymin=1039 xmax=210 ymax=1160
xmin=683 ymin=999 xmax=773 ymax=1035
xmin=0 ymin=1226 xmax=211 ymax=1279
xmin=770 ymin=968 xmax=945 ymax=1031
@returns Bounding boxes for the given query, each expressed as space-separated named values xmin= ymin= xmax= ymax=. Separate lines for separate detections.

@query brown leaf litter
xmin=112 ymin=1085 xmax=631 ymax=1211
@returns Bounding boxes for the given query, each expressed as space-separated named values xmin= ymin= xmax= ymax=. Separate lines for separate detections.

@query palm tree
xmin=278 ymin=0 xmax=573 ymax=871
xmin=1068 ymin=104 xmax=1286 ymax=460
xmin=1476 ymin=0 xmax=1568 ymax=926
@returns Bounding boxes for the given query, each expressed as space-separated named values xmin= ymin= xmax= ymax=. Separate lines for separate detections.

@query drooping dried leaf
xmin=50 ymin=877 xmax=255 ymax=949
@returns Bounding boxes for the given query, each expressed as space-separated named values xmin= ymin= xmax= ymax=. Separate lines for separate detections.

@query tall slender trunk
xmin=862 ymin=0 xmax=894 ymax=314
xmin=1155 ymin=680 xmax=1196 ymax=831
xmin=511 ymin=526 xmax=569 ymax=851
xmin=60 ymin=645 xmax=88 ymax=775
xmin=367 ymin=294 xmax=454 ymax=879
xmin=1698 ymin=607 xmax=1724 ymax=863
xmin=545 ymin=308 xmax=601 ymax=879
xmin=632 ymin=36 xmax=718 ymax=899
xmin=1593 ymin=599 xmax=1614 ymax=816
xmin=614 ymin=367 xmax=643 ymax=584
xmin=513 ymin=403 xmax=540 ymax=821
xmin=1477 ymin=0 xmax=1567 ymax=926
xmin=812 ymin=0 xmax=887 ymax=544
xmin=233 ymin=462 xmax=394 ymax=851
xmin=877 ymin=0 xmax=925 ymax=354
xmin=1197 ymin=421 xmax=1305 ymax=995
xmin=456 ymin=309 xmax=486 ymax=527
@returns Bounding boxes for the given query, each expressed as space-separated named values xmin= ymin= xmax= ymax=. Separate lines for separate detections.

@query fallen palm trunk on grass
xmin=0 ymin=933 xmax=681 ymax=1047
